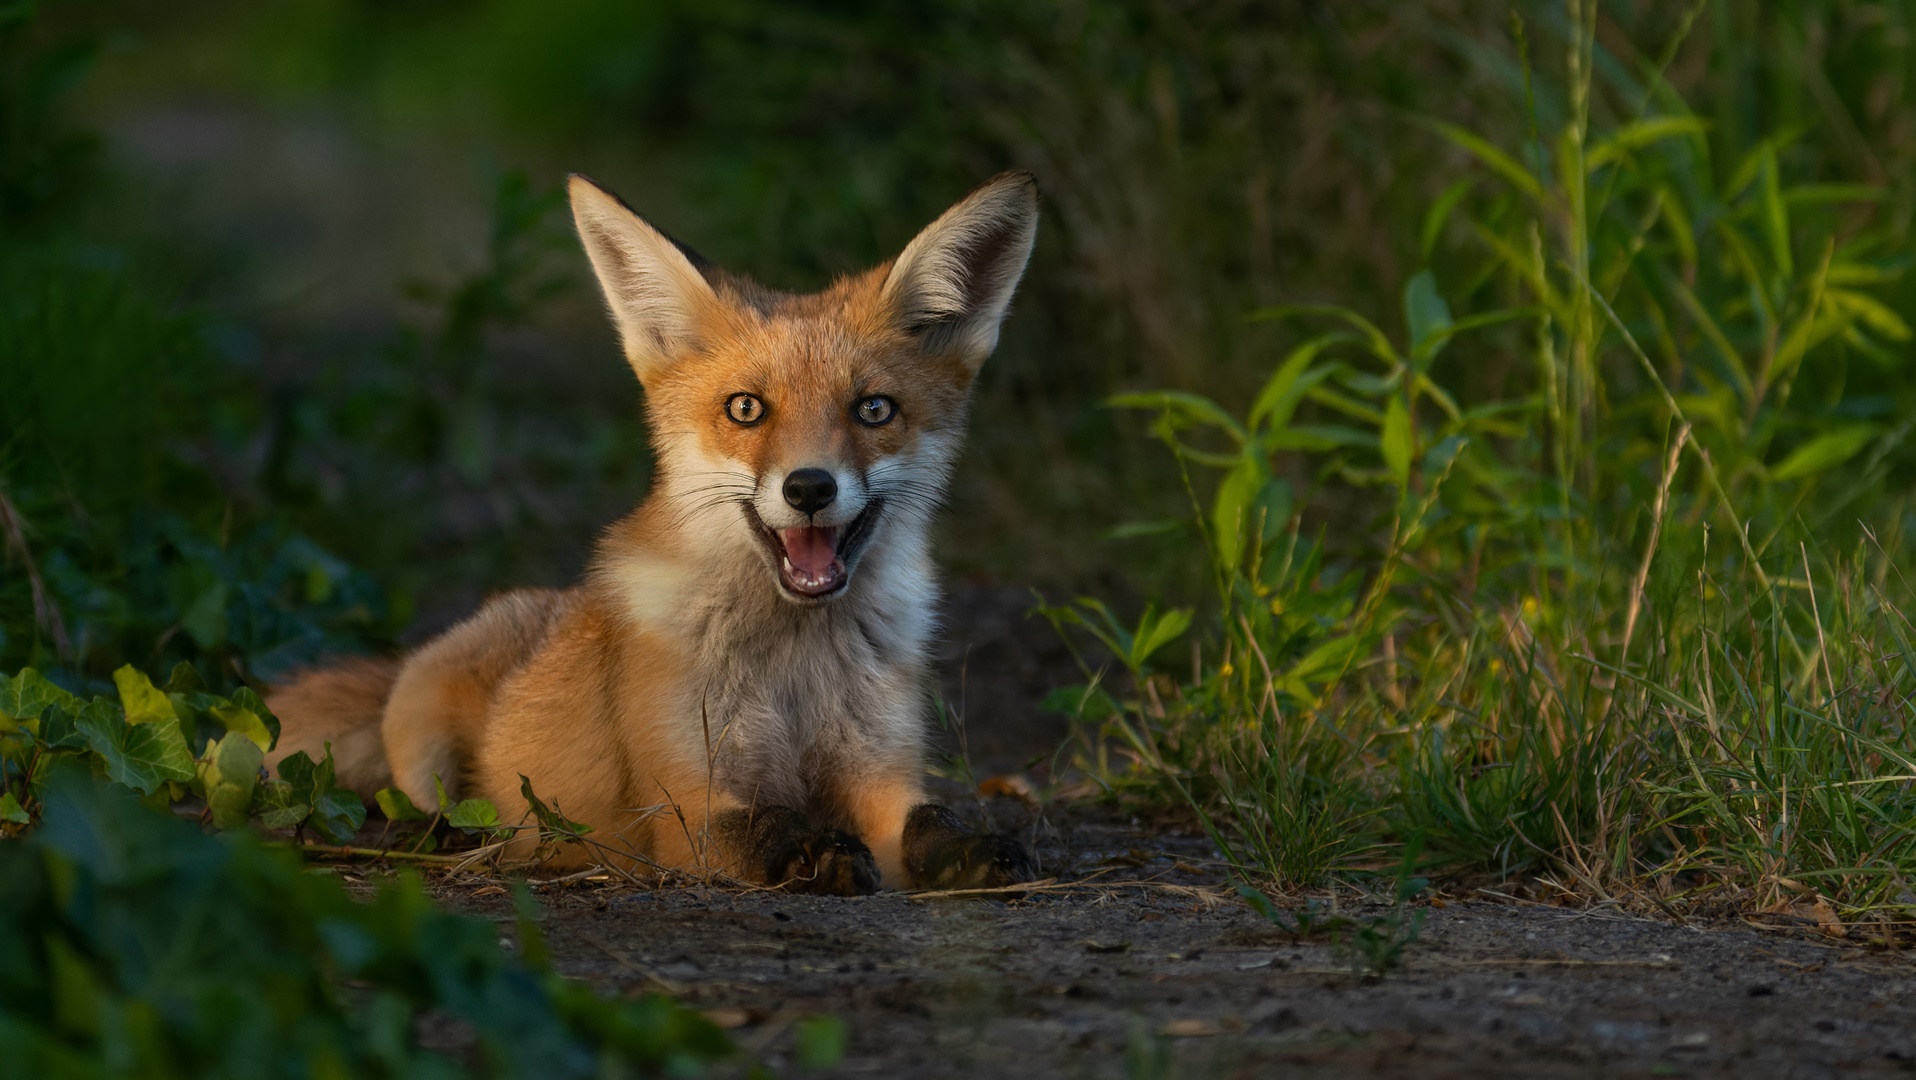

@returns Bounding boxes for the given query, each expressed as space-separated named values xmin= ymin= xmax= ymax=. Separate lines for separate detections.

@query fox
xmin=263 ymin=172 xmax=1041 ymax=895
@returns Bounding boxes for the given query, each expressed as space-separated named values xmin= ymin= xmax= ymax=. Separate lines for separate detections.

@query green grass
xmin=1049 ymin=2 xmax=1916 ymax=932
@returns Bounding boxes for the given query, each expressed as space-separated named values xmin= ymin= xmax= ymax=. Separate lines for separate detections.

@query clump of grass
xmin=1051 ymin=0 xmax=1916 ymax=931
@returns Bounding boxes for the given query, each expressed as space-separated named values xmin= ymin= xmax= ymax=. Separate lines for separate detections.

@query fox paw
xmin=779 ymin=830 xmax=879 ymax=896
xmin=917 ymin=834 xmax=1035 ymax=891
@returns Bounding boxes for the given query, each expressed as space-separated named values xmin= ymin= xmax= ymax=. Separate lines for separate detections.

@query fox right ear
xmin=881 ymin=171 xmax=1039 ymax=373
xmin=569 ymin=174 xmax=720 ymax=383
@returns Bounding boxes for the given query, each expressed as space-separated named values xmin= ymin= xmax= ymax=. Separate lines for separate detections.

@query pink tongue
xmin=779 ymin=526 xmax=840 ymax=573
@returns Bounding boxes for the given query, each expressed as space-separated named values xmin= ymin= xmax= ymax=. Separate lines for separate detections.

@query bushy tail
xmin=264 ymin=657 xmax=401 ymax=800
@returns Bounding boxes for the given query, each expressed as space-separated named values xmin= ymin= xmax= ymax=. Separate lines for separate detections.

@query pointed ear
xmin=880 ymin=171 xmax=1039 ymax=371
xmin=569 ymin=174 xmax=720 ymax=383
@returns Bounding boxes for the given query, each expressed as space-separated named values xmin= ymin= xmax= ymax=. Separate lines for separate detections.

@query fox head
xmin=570 ymin=172 xmax=1039 ymax=606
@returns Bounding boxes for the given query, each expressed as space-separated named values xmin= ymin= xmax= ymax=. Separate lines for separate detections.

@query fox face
xmin=570 ymin=173 xmax=1038 ymax=605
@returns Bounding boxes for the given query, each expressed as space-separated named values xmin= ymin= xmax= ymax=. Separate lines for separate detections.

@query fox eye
xmin=854 ymin=395 xmax=896 ymax=427
xmin=726 ymin=393 xmax=765 ymax=426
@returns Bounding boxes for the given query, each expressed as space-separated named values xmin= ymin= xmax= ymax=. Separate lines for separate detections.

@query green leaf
xmin=375 ymin=786 xmax=429 ymax=822
xmin=0 ymin=791 xmax=28 ymax=825
xmin=1418 ymin=180 xmax=1473 ymax=261
xmin=446 ymin=798 xmax=502 ymax=832
xmin=1785 ymin=183 xmax=1884 ymax=207
xmin=36 ymin=704 xmax=87 ymax=749
xmin=229 ymin=687 xmax=282 ymax=748
xmin=1428 ymin=121 xmax=1543 ymax=199
xmin=161 ymin=662 xmax=205 ymax=695
xmin=1758 ymin=149 xmax=1793 ymax=279
xmin=256 ymin=779 xmax=310 ymax=830
xmin=0 ymin=668 xmax=80 ymax=721
xmin=291 ymin=746 xmax=365 ymax=844
xmin=260 ymin=749 xmax=364 ymax=838
xmin=207 ymin=701 xmax=275 ymax=753
xmin=1130 ymin=607 xmax=1193 ymax=669
xmin=112 ymin=666 xmax=177 ymax=726
xmin=309 ymin=786 xmax=367 ymax=845
xmin=1403 ymin=270 xmax=1453 ymax=366
xmin=198 ymin=730 xmax=264 ymax=830
xmin=1211 ymin=458 xmax=1261 ymax=574
xmin=1104 ymin=390 xmax=1248 ymax=443
xmin=1826 ymin=288 xmax=1913 ymax=341
xmin=276 ymin=748 xmax=319 ymax=791
xmin=1725 ymin=125 xmax=1809 ymax=201
xmin=520 ymin=776 xmax=592 ymax=837
xmin=76 ymin=700 xmax=196 ymax=795
xmin=1771 ymin=425 xmax=1880 ymax=482
xmin=1380 ymin=397 xmax=1412 ymax=489
xmin=1237 ymin=883 xmax=1282 ymax=925
xmin=1286 ymin=635 xmax=1363 ymax=685
xmin=1249 ymin=335 xmax=1347 ymax=433
xmin=1253 ymin=303 xmax=1399 ymax=365
xmin=1585 ymin=114 xmax=1708 ymax=169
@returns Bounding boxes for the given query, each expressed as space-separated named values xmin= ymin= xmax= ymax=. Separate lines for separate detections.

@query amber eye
xmin=854 ymin=395 xmax=896 ymax=427
xmin=726 ymin=393 xmax=765 ymax=426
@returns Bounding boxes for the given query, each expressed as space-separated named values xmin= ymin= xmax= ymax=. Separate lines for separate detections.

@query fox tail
xmin=263 ymin=657 xmax=400 ymax=799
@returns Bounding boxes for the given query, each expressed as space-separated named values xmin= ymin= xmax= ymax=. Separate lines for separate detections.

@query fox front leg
xmin=902 ymin=804 xmax=1034 ymax=890
xmin=709 ymin=805 xmax=879 ymax=896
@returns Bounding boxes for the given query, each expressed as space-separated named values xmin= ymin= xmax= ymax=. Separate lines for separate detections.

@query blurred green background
xmin=5 ymin=0 xmax=1915 ymax=689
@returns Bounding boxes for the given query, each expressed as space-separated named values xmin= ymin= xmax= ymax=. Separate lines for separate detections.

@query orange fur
xmin=266 ymin=172 xmax=1040 ymax=888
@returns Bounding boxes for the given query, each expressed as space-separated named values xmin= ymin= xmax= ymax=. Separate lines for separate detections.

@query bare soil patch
xmin=460 ymin=814 xmax=1916 ymax=1079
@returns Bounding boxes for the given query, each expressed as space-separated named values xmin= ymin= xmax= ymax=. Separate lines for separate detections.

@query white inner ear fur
xmin=569 ymin=174 xmax=718 ymax=383
xmin=881 ymin=172 xmax=1039 ymax=369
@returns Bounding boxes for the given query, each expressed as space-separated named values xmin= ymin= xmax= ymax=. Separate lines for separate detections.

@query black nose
xmin=782 ymin=468 xmax=838 ymax=514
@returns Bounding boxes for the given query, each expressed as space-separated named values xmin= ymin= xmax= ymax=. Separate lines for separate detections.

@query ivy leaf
xmin=36 ymin=704 xmax=87 ymax=750
xmin=207 ymin=700 xmax=275 ymax=753
xmin=198 ymin=730 xmax=264 ymax=830
xmin=256 ymin=779 xmax=310 ymax=830
xmin=260 ymin=748 xmax=365 ymax=842
xmin=227 ymin=687 xmax=282 ymax=749
xmin=375 ymin=786 xmax=429 ymax=822
xmin=113 ymin=666 xmax=178 ymax=726
xmin=1 ymin=668 xmax=80 ymax=721
xmin=309 ymin=787 xmax=367 ymax=845
xmin=0 ymin=791 xmax=28 ymax=825
xmin=76 ymin=699 xmax=196 ymax=795
xmin=161 ymin=662 xmax=206 ymax=695
xmin=446 ymin=798 xmax=505 ymax=837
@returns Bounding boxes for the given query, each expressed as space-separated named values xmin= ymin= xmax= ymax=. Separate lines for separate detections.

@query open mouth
xmin=757 ymin=502 xmax=882 ymax=600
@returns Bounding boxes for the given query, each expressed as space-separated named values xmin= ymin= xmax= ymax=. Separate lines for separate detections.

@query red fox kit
xmin=265 ymin=172 xmax=1040 ymax=894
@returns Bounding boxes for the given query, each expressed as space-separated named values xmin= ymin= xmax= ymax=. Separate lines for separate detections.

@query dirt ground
xmin=433 ymin=587 xmax=1916 ymax=1078
xmin=492 ymin=877 xmax=1916 ymax=1079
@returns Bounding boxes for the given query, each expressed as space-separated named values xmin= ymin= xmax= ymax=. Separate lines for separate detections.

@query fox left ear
xmin=569 ymin=174 xmax=722 ymax=385
xmin=880 ymin=171 xmax=1039 ymax=372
